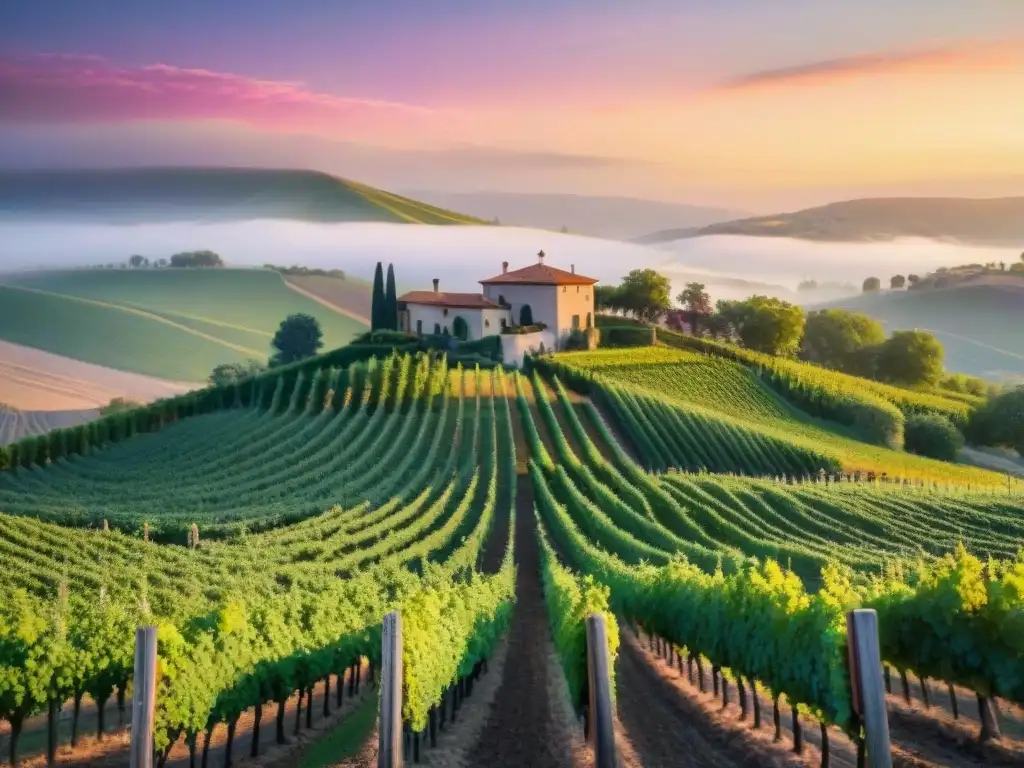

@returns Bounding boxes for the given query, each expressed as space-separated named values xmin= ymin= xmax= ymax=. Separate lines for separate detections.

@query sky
xmin=1 ymin=0 xmax=1023 ymax=211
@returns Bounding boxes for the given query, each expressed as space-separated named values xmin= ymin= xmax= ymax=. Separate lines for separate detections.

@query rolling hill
xmin=0 ymin=167 xmax=486 ymax=225
xmin=636 ymin=196 xmax=1024 ymax=245
xmin=0 ymin=267 xmax=368 ymax=382
xmin=405 ymin=191 xmax=744 ymax=240
xmin=818 ymin=276 xmax=1024 ymax=381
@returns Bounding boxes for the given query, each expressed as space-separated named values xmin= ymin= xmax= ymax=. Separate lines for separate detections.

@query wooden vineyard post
xmin=130 ymin=626 xmax=158 ymax=768
xmin=586 ymin=614 xmax=618 ymax=768
xmin=378 ymin=612 xmax=403 ymax=768
xmin=846 ymin=610 xmax=892 ymax=768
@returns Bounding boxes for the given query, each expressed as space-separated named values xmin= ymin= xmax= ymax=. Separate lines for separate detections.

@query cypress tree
xmin=385 ymin=263 xmax=398 ymax=330
xmin=370 ymin=261 xmax=385 ymax=330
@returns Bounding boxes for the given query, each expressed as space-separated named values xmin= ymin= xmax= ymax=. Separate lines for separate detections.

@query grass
xmin=301 ymin=696 xmax=377 ymax=768
xmin=0 ymin=269 xmax=368 ymax=381
xmin=0 ymin=167 xmax=488 ymax=225
xmin=552 ymin=346 xmax=1010 ymax=485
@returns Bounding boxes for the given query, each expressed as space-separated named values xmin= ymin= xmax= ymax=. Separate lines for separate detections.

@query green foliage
xmin=601 ymin=327 xmax=656 ymax=348
xmin=169 ymin=250 xmax=223 ymax=268
xmin=451 ymin=315 xmax=469 ymax=341
xmin=967 ymin=385 xmax=1024 ymax=454
xmin=538 ymin=525 xmax=618 ymax=711
xmin=875 ymin=330 xmax=945 ymax=389
xmin=800 ymin=309 xmax=886 ymax=377
xmin=209 ymin=359 xmax=269 ymax=386
xmin=616 ymin=269 xmax=672 ymax=324
xmin=728 ymin=296 xmax=806 ymax=357
xmin=903 ymin=414 xmax=964 ymax=461
xmin=272 ymin=313 xmax=324 ymax=365
xmin=371 ymin=262 xmax=386 ymax=331
xmin=384 ymin=263 xmax=398 ymax=332
xmin=890 ymin=274 xmax=906 ymax=289
xmin=863 ymin=276 xmax=881 ymax=292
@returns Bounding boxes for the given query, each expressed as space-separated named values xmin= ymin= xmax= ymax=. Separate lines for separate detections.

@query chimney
xmin=432 ymin=278 xmax=439 ymax=293
xmin=571 ymin=264 xmax=575 ymax=274
xmin=502 ymin=261 xmax=509 ymax=274
xmin=537 ymin=249 xmax=545 ymax=265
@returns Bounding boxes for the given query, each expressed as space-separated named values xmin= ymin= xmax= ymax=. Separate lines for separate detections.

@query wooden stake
xmin=378 ymin=612 xmax=404 ymax=768
xmin=846 ymin=610 xmax=893 ymax=768
xmin=130 ymin=626 xmax=158 ymax=768
xmin=585 ymin=614 xmax=617 ymax=768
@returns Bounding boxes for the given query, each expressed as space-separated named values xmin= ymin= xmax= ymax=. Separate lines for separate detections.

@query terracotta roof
xmin=479 ymin=262 xmax=598 ymax=286
xmin=398 ymin=291 xmax=504 ymax=310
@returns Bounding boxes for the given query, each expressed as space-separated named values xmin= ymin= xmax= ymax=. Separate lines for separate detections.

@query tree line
xmin=862 ymin=253 xmax=1024 ymax=293
xmin=596 ymin=270 xmax=981 ymax=391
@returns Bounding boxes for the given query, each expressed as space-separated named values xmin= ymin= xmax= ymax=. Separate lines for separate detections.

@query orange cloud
xmin=716 ymin=39 xmax=1024 ymax=91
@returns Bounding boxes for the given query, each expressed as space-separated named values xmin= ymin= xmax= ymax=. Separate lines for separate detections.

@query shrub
xmin=966 ymin=385 xmax=1024 ymax=453
xmin=904 ymin=414 xmax=964 ymax=461
xmin=601 ymin=326 xmax=655 ymax=348
xmin=502 ymin=323 xmax=548 ymax=335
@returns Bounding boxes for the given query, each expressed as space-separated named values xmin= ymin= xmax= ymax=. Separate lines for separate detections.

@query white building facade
xmin=479 ymin=252 xmax=597 ymax=344
xmin=397 ymin=253 xmax=597 ymax=348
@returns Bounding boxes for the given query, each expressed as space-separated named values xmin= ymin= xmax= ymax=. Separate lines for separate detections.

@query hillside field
xmin=1 ymin=347 xmax=1023 ymax=766
xmin=820 ymin=280 xmax=1024 ymax=381
xmin=0 ymin=268 xmax=368 ymax=381
xmin=0 ymin=167 xmax=487 ymax=225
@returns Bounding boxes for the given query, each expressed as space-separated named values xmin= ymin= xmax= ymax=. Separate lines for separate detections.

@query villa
xmin=397 ymin=251 xmax=598 ymax=349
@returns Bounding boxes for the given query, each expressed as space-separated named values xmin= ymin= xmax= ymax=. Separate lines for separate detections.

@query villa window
xmin=562 ymin=286 xmax=567 ymax=293
xmin=572 ymin=314 xmax=580 ymax=330
xmin=443 ymin=308 xmax=449 ymax=317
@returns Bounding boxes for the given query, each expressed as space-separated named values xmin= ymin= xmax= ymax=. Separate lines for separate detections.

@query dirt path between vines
xmin=462 ymin=474 xmax=575 ymax=767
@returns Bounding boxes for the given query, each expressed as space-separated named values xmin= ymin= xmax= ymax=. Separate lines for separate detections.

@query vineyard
xmin=1 ymin=347 xmax=1023 ymax=767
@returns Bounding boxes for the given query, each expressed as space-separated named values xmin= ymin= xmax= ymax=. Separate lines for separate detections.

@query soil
xmin=5 ymin=664 xmax=375 ymax=768
xmin=0 ymin=339 xmax=195 ymax=410
xmin=462 ymin=474 xmax=575 ymax=768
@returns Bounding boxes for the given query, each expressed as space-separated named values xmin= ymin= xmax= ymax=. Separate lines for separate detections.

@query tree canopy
xmin=862 ymin=276 xmax=881 ymax=292
xmin=890 ymin=274 xmax=906 ymax=289
xmin=208 ymin=359 xmax=268 ymax=387
xmin=271 ymin=313 xmax=324 ymax=365
xmin=616 ymin=269 xmax=672 ymax=324
xmin=169 ymin=250 xmax=223 ymax=268
xmin=370 ymin=262 xmax=386 ymax=331
xmin=800 ymin=309 xmax=886 ymax=376
xmin=874 ymin=329 xmax=944 ymax=388
xmin=967 ymin=385 xmax=1024 ymax=455
xmin=728 ymin=296 xmax=806 ymax=356
xmin=384 ymin=263 xmax=398 ymax=331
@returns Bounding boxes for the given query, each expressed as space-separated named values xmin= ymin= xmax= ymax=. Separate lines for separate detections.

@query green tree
xmin=862 ymin=276 xmax=881 ymax=292
xmin=875 ymin=330 xmax=944 ymax=387
xmin=594 ymin=285 xmax=621 ymax=313
xmin=169 ymin=250 xmax=223 ymax=268
xmin=800 ymin=309 xmax=885 ymax=376
xmin=384 ymin=263 xmax=398 ymax=331
xmin=208 ymin=359 xmax=268 ymax=387
xmin=370 ymin=262 xmax=385 ymax=331
xmin=731 ymin=296 xmax=806 ymax=356
xmin=128 ymin=255 xmax=145 ymax=268
xmin=890 ymin=274 xmax=906 ymax=289
xmin=904 ymin=414 xmax=964 ymax=461
xmin=271 ymin=314 xmax=323 ymax=365
xmin=676 ymin=282 xmax=713 ymax=335
xmin=967 ymin=385 xmax=1024 ymax=454
xmin=617 ymin=269 xmax=671 ymax=323
xmin=451 ymin=316 xmax=469 ymax=340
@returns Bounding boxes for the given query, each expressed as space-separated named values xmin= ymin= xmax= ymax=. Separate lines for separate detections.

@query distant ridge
xmin=406 ymin=190 xmax=744 ymax=240
xmin=0 ymin=167 xmax=486 ymax=225
xmin=635 ymin=197 xmax=1024 ymax=245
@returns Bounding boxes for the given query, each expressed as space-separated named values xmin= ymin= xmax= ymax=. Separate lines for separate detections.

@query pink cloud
xmin=0 ymin=52 xmax=433 ymax=141
xmin=717 ymin=39 xmax=1024 ymax=91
